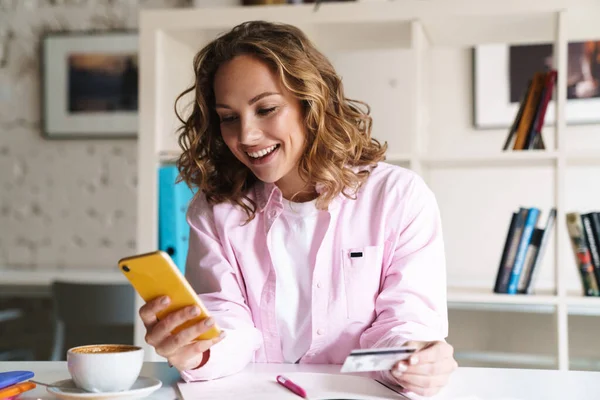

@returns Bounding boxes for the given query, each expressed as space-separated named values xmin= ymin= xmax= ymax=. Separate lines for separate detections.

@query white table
xmin=2 ymin=361 xmax=600 ymax=399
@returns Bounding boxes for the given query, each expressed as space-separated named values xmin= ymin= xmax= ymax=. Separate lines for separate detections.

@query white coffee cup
xmin=67 ymin=344 xmax=144 ymax=393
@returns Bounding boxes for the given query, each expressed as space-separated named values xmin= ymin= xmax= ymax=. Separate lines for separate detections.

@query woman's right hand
xmin=139 ymin=296 xmax=225 ymax=371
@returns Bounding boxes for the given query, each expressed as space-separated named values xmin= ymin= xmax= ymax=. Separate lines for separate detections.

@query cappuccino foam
xmin=71 ymin=345 xmax=140 ymax=354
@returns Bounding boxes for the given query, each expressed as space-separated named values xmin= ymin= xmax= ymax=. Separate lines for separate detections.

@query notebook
xmin=176 ymin=372 xmax=408 ymax=400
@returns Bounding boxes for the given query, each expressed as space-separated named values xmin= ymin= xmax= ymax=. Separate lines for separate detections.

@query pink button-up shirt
xmin=181 ymin=162 xmax=448 ymax=383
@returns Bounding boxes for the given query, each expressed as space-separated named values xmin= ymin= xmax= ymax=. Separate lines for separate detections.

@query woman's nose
xmin=239 ymin=118 xmax=262 ymax=145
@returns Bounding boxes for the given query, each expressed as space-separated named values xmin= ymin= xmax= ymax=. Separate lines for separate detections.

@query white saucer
xmin=46 ymin=377 xmax=162 ymax=400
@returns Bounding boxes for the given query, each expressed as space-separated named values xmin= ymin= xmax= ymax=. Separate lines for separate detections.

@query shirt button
xmin=317 ymin=329 xmax=324 ymax=335
xmin=316 ymin=282 xmax=322 ymax=288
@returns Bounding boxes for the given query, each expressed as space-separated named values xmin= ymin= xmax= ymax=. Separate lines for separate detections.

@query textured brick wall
xmin=0 ymin=0 xmax=189 ymax=270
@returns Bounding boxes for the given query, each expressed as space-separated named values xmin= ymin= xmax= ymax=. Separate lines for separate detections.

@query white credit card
xmin=340 ymin=346 xmax=417 ymax=373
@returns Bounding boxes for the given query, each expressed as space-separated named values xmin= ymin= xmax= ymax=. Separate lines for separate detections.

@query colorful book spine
xmin=507 ymin=207 xmax=540 ymax=294
xmin=521 ymin=208 xmax=556 ymax=294
xmin=582 ymin=212 xmax=600 ymax=289
xmin=494 ymin=208 xmax=528 ymax=294
xmin=517 ymin=227 xmax=544 ymax=293
xmin=566 ymin=212 xmax=600 ymax=297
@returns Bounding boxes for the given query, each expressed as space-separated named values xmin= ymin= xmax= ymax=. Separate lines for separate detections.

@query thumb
xmin=402 ymin=340 xmax=433 ymax=351
xmin=401 ymin=341 xmax=438 ymax=366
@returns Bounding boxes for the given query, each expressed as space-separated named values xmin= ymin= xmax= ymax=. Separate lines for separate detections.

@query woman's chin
xmin=252 ymin=170 xmax=282 ymax=184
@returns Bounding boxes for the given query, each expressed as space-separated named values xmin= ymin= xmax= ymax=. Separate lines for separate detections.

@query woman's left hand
xmin=389 ymin=340 xmax=458 ymax=397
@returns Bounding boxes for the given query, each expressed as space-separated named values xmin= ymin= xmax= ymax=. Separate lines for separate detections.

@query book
xmin=503 ymin=80 xmax=531 ymax=151
xmin=519 ymin=208 xmax=556 ymax=294
xmin=513 ymin=72 xmax=546 ymax=150
xmin=494 ymin=209 xmax=527 ymax=293
xmin=507 ymin=207 xmax=540 ymax=294
xmin=566 ymin=212 xmax=600 ymax=297
xmin=502 ymin=70 xmax=555 ymax=151
xmin=525 ymin=70 xmax=556 ymax=150
xmin=582 ymin=212 xmax=600 ymax=289
xmin=517 ymin=228 xmax=544 ymax=293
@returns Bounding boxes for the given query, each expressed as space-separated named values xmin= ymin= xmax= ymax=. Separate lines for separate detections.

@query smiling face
xmin=213 ymin=54 xmax=309 ymax=199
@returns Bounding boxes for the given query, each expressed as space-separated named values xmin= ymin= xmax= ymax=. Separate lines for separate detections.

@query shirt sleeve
xmin=180 ymin=195 xmax=262 ymax=382
xmin=358 ymin=173 xmax=448 ymax=383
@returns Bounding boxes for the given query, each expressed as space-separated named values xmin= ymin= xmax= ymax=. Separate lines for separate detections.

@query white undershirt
xmin=269 ymin=198 xmax=324 ymax=363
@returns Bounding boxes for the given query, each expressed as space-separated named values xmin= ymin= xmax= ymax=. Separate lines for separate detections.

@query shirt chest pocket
xmin=341 ymin=245 xmax=385 ymax=321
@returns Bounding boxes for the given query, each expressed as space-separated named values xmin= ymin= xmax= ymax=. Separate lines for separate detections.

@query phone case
xmin=118 ymin=250 xmax=221 ymax=341
xmin=0 ymin=372 xmax=34 ymax=391
xmin=0 ymin=382 xmax=36 ymax=400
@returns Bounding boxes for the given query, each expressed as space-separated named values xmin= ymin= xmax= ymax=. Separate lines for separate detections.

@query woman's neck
xmin=275 ymin=169 xmax=317 ymax=203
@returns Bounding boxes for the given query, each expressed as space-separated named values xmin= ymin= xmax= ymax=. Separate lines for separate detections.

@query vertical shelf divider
xmin=409 ymin=19 xmax=430 ymax=178
xmin=554 ymin=8 xmax=569 ymax=371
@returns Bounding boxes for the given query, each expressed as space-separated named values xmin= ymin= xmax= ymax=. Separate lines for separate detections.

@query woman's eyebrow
xmin=215 ymin=91 xmax=281 ymax=109
xmin=248 ymin=91 xmax=281 ymax=105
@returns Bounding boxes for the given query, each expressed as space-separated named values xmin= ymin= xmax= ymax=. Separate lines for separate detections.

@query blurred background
xmin=1 ymin=0 xmax=600 ymax=372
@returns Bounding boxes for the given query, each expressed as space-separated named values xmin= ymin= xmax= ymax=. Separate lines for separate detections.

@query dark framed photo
xmin=42 ymin=31 xmax=138 ymax=139
xmin=473 ymin=41 xmax=600 ymax=129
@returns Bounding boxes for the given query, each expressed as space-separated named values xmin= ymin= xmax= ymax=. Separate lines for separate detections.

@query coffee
xmin=70 ymin=345 xmax=140 ymax=354
xmin=67 ymin=344 xmax=144 ymax=393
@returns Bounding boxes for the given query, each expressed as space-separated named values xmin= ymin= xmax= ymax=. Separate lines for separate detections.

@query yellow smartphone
xmin=118 ymin=250 xmax=221 ymax=341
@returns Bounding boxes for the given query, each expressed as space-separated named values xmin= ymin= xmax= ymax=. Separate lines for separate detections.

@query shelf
xmin=448 ymin=287 xmax=558 ymax=305
xmin=0 ymin=268 xmax=125 ymax=287
xmin=456 ymin=351 xmax=600 ymax=370
xmin=140 ymin=1 xmax=597 ymax=48
xmin=447 ymin=287 xmax=600 ymax=315
xmin=566 ymin=295 xmax=600 ymax=306
xmin=158 ymin=151 xmax=180 ymax=164
xmin=455 ymin=350 xmax=556 ymax=368
xmin=566 ymin=151 xmax=600 ymax=166
xmin=385 ymin=153 xmax=412 ymax=164
xmin=0 ymin=268 xmax=125 ymax=286
xmin=420 ymin=151 xmax=559 ymax=168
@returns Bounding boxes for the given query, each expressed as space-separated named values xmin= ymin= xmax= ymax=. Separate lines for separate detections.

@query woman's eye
xmin=220 ymin=115 xmax=237 ymax=123
xmin=258 ymin=107 xmax=277 ymax=116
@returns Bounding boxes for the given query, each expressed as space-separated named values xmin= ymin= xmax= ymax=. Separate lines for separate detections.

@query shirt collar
xmin=254 ymin=181 xmax=281 ymax=213
xmin=252 ymin=164 xmax=373 ymax=213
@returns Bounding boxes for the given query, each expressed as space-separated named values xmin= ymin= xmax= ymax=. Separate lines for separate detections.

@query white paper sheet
xmin=177 ymin=372 xmax=407 ymax=400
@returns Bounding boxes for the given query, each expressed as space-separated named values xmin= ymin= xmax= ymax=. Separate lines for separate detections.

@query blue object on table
xmin=0 ymin=371 xmax=34 ymax=390
xmin=158 ymin=165 xmax=196 ymax=274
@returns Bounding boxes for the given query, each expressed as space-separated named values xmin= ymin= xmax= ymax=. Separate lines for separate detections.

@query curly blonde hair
xmin=175 ymin=20 xmax=387 ymax=220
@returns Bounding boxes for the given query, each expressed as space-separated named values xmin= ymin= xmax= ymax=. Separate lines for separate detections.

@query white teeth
xmin=247 ymin=145 xmax=277 ymax=159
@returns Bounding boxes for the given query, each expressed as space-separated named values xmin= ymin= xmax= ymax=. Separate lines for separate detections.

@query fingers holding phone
xmin=149 ymin=304 xmax=223 ymax=357
xmin=139 ymin=295 xmax=170 ymax=330
xmin=166 ymin=326 xmax=225 ymax=371
xmin=139 ymin=295 xmax=226 ymax=369
xmin=120 ymin=251 xmax=225 ymax=370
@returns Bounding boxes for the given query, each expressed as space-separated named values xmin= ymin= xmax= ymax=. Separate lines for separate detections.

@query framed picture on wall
xmin=473 ymin=41 xmax=600 ymax=129
xmin=42 ymin=31 xmax=138 ymax=139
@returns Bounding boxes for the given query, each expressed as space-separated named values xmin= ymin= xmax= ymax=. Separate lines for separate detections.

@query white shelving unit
xmin=138 ymin=0 xmax=600 ymax=366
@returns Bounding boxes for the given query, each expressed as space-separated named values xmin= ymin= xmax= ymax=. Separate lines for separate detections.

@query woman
xmin=139 ymin=20 xmax=457 ymax=397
